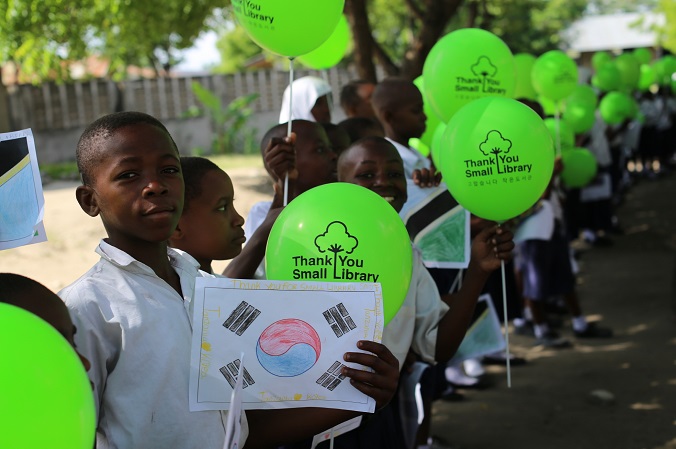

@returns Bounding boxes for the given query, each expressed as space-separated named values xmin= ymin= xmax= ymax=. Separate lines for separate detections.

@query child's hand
xmin=470 ymin=224 xmax=515 ymax=273
xmin=412 ymin=167 xmax=441 ymax=188
xmin=265 ymin=133 xmax=298 ymax=183
xmin=342 ymin=340 xmax=399 ymax=410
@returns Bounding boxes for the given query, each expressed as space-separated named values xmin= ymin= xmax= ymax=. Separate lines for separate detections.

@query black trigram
xmin=223 ymin=301 xmax=260 ymax=336
xmin=323 ymin=303 xmax=356 ymax=338
xmin=219 ymin=358 xmax=255 ymax=389
xmin=316 ymin=361 xmax=347 ymax=391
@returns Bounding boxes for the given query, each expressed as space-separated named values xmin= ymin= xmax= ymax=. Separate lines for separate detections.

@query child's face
xmin=9 ymin=288 xmax=91 ymax=374
xmin=295 ymin=122 xmax=338 ymax=193
xmin=311 ymin=95 xmax=332 ymax=124
xmin=338 ymin=142 xmax=408 ymax=213
xmin=78 ymin=123 xmax=184 ymax=253
xmin=173 ymin=169 xmax=245 ymax=268
xmin=353 ymin=83 xmax=377 ymax=119
xmin=388 ymin=85 xmax=427 ymax=140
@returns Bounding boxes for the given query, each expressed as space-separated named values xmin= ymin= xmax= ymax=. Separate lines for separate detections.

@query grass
xmin=39 ymin=154 xmax=262 ymax=182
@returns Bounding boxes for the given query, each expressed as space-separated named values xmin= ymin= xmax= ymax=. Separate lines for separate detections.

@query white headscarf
xmin=279 ymin=76 xmax=332 ymax=123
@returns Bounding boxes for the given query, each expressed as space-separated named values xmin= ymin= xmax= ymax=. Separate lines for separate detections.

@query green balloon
xmin=297 ymin=15 xmax=350 ymax=69
xmin=514 ymin=53 xmax=538 ymax=100
xmin=592 ymin=63 xmax=622 ymax=92
xmin=265 ymin=183 xmax=412 ymax=325
xmin=532 ymin=50 xmax=579 ymax=101
xmin=592 ymin=52 xmax=613 ymax=71
xmin=409 ymin=138 xmax=430 ymax=157
xmin=633 ymin=48 xmax=652 ymax=65
xmin=599 ymin=91 xmax=633 ymax=124
xmin=654 ymin=56 xmax=676 ymax=86
xmin=565 ymin=84 xmax=598 ymax=108
xmin=560 ymin=148 xmax=598 ymax=188
xmin=413 ymin=76 xmax=442 ymax=150
xmin=544 ymin=118 xmax=575 ymax=151
xmin=431 ymin=122 xmax=447 ymax=168
xmin=0 ymin=304 xmax=96 ymax=449
xmin=232 ymin=0 xmax=344 ymax=58
xmin=440 ymin=97 xmax=554 ymax=222
xmin=615 ymin=53 xmax=641 ymax=90
xmin=422 ymin=28 xmax=516 ymax=122
xmin=563 ymin=97 xmax=596 ymax=133
xmin=538 ymin=95 xmax=559 ymax=116
xmin=638 ymin=64 xmax=657 ymax=91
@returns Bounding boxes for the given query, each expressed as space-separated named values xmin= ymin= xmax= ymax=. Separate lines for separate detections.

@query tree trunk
xmin=399 ymin=0 xmax=465 ymax=80
xmin=345 ymin=0 xmax=378 ymax=82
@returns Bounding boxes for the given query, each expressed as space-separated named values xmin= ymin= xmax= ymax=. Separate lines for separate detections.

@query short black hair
xmin=371 ymin=77 xmax=417 ymax=119
xmin=337 ymin=117 xmax=384 ymax=143
xmin=76 ymin=111 xmax=177 ymax=186
xmin=0 ymin=272 xmax=52 ymax=306
xmin=340 ymin=80 xmax=374 ymax=113
xmin=179 ymin=157 xmax=223 ymax=214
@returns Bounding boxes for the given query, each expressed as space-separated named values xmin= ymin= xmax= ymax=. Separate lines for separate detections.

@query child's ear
xmin=75 ymin=185 xmax=100 ymax=217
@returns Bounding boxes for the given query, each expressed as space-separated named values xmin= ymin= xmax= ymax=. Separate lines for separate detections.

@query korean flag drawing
xmin=189 ymin=278 xmax=383 ymax=413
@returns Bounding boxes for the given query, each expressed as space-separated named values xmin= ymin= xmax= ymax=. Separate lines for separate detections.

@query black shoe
xmin=439 ymin=386 xmax=465 ymax=402
xmin=574 ymin=322 xmax=613 ymax=338
xmin=592 ymin=236 xmax=614 ymax=247
xmin=534 ymin=331 xmax=573 ymax=349
xmin=514 ymin=321 xmax=535 ymax=336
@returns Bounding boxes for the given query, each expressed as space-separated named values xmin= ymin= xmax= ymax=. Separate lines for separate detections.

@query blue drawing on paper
xmin=256 ymin=319 xmax=322 ymax=377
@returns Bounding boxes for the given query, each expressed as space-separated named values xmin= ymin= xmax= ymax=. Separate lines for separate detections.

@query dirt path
xmin=430 ymin=173 xmax=676 ymax=449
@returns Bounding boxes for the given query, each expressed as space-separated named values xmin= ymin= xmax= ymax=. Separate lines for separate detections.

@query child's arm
xmin=434 ymin=224 xmax=514 ymax=362
xmin=243 ymin=340 xmax=399 ymax=448
xmin=222 ymin=206 xmax=282 ymax=279
xmin=222 ymin=136 xmax=296 ymax=278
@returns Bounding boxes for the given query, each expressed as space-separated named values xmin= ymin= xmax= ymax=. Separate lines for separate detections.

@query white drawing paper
xmin=0 ymin=129 xmax=47 ymax=250
xmin=190 ymin=278 xmax=383 ymax=413
xmin=223 ymin=352 xmax=244 ymax=449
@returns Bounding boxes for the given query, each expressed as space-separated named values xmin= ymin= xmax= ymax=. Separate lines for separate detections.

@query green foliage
xmin=0 ymin=0 xmax=227 ymax=82
xmin=39 ymin=161 xmax=80 ymax=182
xmin=213 ymin=25 xmax=266 ymax=73
xmin=187 ymin=81 xmax=259 ymax=155
xmin=658 ymin=0 xmax=676 ymax=54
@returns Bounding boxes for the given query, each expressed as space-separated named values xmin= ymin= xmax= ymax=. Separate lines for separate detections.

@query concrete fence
xmin=1 ymin=66 xmax=357 ymax=164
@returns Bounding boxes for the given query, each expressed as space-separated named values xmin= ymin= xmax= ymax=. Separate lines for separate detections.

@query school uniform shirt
xmin=60 ymin=240 xmax=248 ymax=449
xmin=384 ymin=247 xmax=449 ymax=368
xmin=243 ymin=200 xmax=273 ymax=279
xmin=385 ymin=137 xmax=431 ymax=179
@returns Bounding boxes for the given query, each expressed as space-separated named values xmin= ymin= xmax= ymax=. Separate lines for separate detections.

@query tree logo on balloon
xmin=471 ymin=56 xmax=499 ymax=93
xmin=451 ymin=56 xmax=507 ymax=98
xmin=462 ymin=130 xmax=534 ymax=180
xmin=282 ymin=220 xmax=381 ymax=283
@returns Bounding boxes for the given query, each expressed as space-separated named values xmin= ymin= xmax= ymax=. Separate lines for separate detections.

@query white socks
xmin=572 ymin=315 xmax=588 ymax=332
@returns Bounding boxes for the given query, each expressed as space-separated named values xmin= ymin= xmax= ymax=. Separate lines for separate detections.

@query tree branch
xmin=404 ymin=0 xmax=425 ymax=21
xmin=371 ymin=38 xmax=400 ymax=77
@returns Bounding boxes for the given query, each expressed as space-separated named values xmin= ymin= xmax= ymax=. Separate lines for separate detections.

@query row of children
xmin=272 ymin=74 xmax=622 ymax=447
xmin=2 ymin=74 xmax=514 ymax=449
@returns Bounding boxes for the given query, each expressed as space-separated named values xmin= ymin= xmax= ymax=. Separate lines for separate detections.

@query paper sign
xmin=223 ymin=352 xmax=244 ymax=449
xmin=0 ymin=129 xmax=47 ymax=250
xmin=189 ymin=278 xmax=383 ymax=413
xmin=514 ymin=200 xmax=555 ymax=244
xmin=449 ymin=294 xmax=506 ymax=364
xmin=310 ymin=416 xmax=363 ymax=449
xmin=400 ymin=181 xmax=470 ymax=269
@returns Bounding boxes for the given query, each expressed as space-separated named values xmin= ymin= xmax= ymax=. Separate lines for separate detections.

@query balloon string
xmin=500 ymin=257 xmax=512 ymax=388
xmin=554 ymin=102 xmax=561 ymax=157
xmin=320 ymin=69 xmax=334 ymax=113
xmin=284 ymin=58 xmax=295 ymax=207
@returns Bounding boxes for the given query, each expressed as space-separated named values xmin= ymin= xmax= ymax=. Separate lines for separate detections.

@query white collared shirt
xmin=383 ymin=247 xmax=449 ymax=367
xmin=385 ymin=137 xmax=431 ymax=178
xmin=60 ymin=240 xmax=248 ymax=449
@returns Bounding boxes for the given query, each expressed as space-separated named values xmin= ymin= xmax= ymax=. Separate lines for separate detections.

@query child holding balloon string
xmin=319 ymin=136 xmax=514 ymax=449
xmin=60 ymin=112 xmax=400 ymax=449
